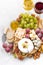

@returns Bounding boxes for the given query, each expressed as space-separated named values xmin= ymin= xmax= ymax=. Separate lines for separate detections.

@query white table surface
xmin=0 ymin=0 xmax=43 ymax=65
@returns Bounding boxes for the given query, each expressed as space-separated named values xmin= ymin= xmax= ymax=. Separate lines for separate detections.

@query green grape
xmin=21 ymin=21 xmax=24 ymax=25
xmin=20 ymin=13 xmax=24 ymax=17
xmin=24 ymin=21 xmax=27 ymax=24
xmin=20 ymin=13 xmax=29 ymax=19
xmin=30 ymin=19 xmax=33 ymax=22
xmin=24 ymin=13 xmax=29 ymax=17
xmin=20 ymin=14 xmax=25 ymax=19
xmin=19 ymin=24 xmax=22 ymax=27
xmin=29 ymin=16 xmax=33 ymax=19
xmin=26 ymin=18 xmax=29 ymax=22
xmin=24 ymin=24 xmax=27 ymax=28
xmin=33 ymin=18 xmax=37 ymax=24
xmin=26 ymin=24 xmax=31 ymax=28
xmin=34 ymin=24 xmax=38 ymax=29
xmin=23 ymin=15 xmax=25 ymax=19
xmin=30 ymin=22 xmax=34 ymax=29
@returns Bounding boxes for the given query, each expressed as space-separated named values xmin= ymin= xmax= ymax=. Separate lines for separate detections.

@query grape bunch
xmin=25 ymin=28 xmax=30 ymax=38
xmin=19 ymin=13 xmax=38 ymax=29
xmin=3 ymin=43 xmax=13 ymax=53
xmin=35 ymin=28 xmax=43 ymax=41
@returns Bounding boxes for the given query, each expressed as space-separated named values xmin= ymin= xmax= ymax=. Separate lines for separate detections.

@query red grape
xmin=26 ymin=28 xmax=30 ymax=34
xmin=35 ymin=28 xmax=40 ymax=34
xmin=8 ymin=44 xmax=13 ymax=49
xmin=5 ymin=47 xmax=10 ymax=52
xmin=41 ymin=37 xmax=43 ymax=41
xmin=3 ymin=43 xmax=7 ymax=48
xmin=41 ymin=29 xmax=43 ymax=34
xmin=38 ymin=33 xmax=42 ymax=39
xmin=25 ymin=34 xmax=30 ymax=38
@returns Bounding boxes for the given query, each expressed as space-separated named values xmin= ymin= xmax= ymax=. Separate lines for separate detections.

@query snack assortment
xmin=2 ymin=13 xmax=43 ymax=60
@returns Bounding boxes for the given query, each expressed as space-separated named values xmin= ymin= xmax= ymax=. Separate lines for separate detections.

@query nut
xmin=27 ymin=53 xmax=32 ymax=58
xmin=33 ymin=51 xmax=40 ymax=60
xmin=30 ymin=49 xmax=37 ymax=54
xmin=31 ymin=14 xmax=35 ymax=17
xmin=38 ymin=47 xmax=42 ymax=53
xmin=18 ymin=55 xmax=25 ymax=60
xmin=40 ymin=44 xmax=43 ymax=53
xmin=36 ymin=16 xmax=40 ymax=20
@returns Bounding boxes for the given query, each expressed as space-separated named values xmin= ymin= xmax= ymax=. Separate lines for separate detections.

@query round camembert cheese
xmin=18 ymin=38 xmax=34 ymax=53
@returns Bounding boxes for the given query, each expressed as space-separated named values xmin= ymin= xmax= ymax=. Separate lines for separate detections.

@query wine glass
xmin=34 ymin=2 xmax=43 ymax=28
xmin=34 ymin=2 xmax=43 ymax=16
